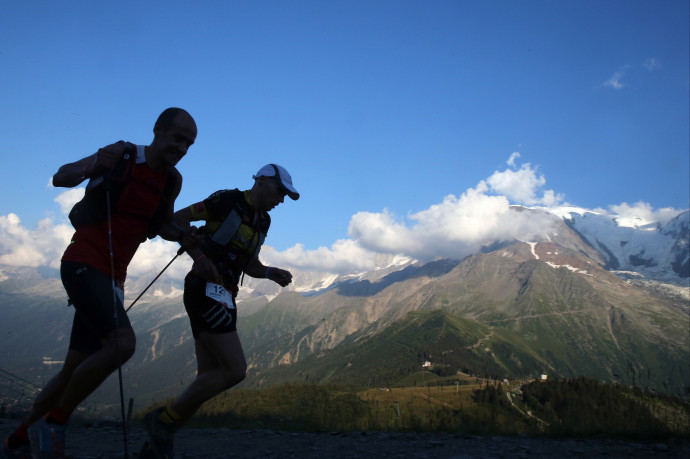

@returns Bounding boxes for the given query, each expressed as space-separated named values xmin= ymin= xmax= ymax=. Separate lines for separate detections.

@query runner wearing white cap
xmin=141 ymin=164 xmax=299 ymax=459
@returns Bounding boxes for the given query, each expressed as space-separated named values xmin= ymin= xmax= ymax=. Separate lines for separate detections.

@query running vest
xmin=197 ymin=189 xmax=269 ymax=292
xmin=68 ymin=141 xmax=177 ymax=240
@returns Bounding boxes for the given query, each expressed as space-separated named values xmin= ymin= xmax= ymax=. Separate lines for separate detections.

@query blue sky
xmin=0 ymin=0 xmax=688 ymax=279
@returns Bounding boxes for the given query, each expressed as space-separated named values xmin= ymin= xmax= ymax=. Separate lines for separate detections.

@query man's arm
xmin=244 ymin=258 xmax=293 ymax=287
xmin=157 ymin=206 xmax=201 ymax=251
xmin=52 ymin=143 xmax=126 ymax=188
xmin=159 ymin=205 xmax=221 ymax=281
xmin=157 ymin=170 xmax=187 ymax=243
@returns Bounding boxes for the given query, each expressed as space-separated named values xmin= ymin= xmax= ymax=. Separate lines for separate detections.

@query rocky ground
xmin=2 ymin=420 xmax=689 ymax=458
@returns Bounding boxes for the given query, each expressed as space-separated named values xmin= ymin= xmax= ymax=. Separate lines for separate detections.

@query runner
xmin=2 ymin=108 xmax=197 ymax=458
xmin=142 ymin=164 xmax=299 ymax=459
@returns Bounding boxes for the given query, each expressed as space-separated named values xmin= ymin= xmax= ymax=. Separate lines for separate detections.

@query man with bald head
xmin=3 ymin=108 xmax=197 ymax=458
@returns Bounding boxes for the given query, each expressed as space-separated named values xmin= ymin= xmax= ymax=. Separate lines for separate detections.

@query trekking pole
xmin=105 ymin=186 xmax=130 ymax=459
xmin=125 ymin=246 xmax=185 ymax=313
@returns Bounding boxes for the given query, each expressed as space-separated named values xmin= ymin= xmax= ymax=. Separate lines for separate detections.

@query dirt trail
xmin=2 ymin=421 xmax=688 ymax=458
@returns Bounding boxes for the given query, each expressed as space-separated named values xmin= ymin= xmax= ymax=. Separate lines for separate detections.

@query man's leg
xmin=8 ymin=327 xmax=134 ymax=454
xmin=3 ymin=350 xmax=87 ymax=451
xmin=27 ymin=328 xmax=135 ymax=456
xmin=53 ymin=327 xmax=136 ymax=415
xmin=170 ymin=330 xmax=247 ymax=426
xmin=54 ymin=261 xmax=135 ymax=419
xmin=24 ymin=349 xmax=89 ymax=426
xmin=142 ymin=331 xmax=245 ymax=458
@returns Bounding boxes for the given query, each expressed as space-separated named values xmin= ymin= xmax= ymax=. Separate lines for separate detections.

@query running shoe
xmin=143 ymin=407 xmax=175 ymax=459
xmin=28 ymin=416 xmax=65 ymax=459
xmin=2 ymin=436 xmax=31 ymax=459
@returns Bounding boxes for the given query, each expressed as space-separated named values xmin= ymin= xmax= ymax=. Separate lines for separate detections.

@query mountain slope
xmin=1 ymin=209 xmax=688 ymax=409
xmin=564 ymin=209 xmax=689 ymax=280
xmin=236 ymin=240 xmax=688 ymax=394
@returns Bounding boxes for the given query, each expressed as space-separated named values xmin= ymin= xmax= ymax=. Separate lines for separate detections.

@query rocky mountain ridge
xmin=237 ymin=207 xmax=688 ymax=299
xmin=0 ymin=207 xmax=687 ymax=410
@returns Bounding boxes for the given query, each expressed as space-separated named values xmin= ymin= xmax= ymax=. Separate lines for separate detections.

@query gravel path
xmin=2 ymin=420 xmax=689 ymax=458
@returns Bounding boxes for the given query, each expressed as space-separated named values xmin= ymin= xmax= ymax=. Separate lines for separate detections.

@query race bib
xmin=205 ymin=282 xmax=234 ymax=309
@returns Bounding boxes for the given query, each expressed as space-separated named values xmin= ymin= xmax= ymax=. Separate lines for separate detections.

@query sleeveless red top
xmin=62 ymin=149 xmax=169 ymax=283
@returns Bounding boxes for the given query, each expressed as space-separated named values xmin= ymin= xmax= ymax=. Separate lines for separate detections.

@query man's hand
xmin=267 ymin=267 xmax=293 ymax=287
xmin=52 ymin=141 xmax=129 ymax=188
xmin=191 ymin=256 xmax=220 ymax=282
xmin=180 ymin=226 xmax=203 ymax=250
xmin=92 ymin=142 xmax=127 ymax=174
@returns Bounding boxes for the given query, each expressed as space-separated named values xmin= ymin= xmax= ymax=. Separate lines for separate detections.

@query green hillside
xmin=1 ymin=248 xmax=688 ymax=415
xmin=135 ymin=378 xmax=689 ymax=439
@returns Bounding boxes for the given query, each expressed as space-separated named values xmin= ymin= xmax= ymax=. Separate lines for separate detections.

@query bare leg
xmin=20 ymin=327 xmax=135 ymax=427
xmin=170 ymin=330 xmax=246 ymax=428
xmin=20 ymin=350 xmax=89 ymax=427
xmin=56 ymin=327 xmax=136 ymax=414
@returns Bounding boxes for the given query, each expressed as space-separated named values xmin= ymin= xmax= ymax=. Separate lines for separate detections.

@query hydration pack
xmin=68 ymin=141 xmax=177 ymax=239
xmin=199 ymin=189 xmax=269 ymax=290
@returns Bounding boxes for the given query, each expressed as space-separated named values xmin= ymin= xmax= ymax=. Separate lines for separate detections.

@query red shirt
xmin=62 ymin=149 xmax=169 ymax=283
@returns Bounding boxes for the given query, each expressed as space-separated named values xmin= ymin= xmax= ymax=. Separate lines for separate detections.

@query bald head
xmin=154 ymin=107 xmax=196 ymax=134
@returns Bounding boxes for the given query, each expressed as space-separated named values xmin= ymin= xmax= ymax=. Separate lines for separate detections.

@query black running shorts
xmin=183 ymin=273 xmax=238 ymax=339
xmin=61 ymin=261 xmax=132 ymax=354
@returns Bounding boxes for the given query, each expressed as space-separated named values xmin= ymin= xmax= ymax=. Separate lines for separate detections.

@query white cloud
xmin=0 ymin=214 xmax=72 ymax=269
xmin=349 ymin=209 xmax=421 ymax=255
xmin=603 ymin=60 xmax=660 ymax=90
xmin=643 ymin=58 xmax=660 ymax=71
xmin=484 ymin=163 xmax=564 ymax=206
xmin=260 ymin=240 xmax=377 ymax=274
xmin=603 ymin=66 xmax=629 ymax=90
xmin=0 ymin=155 xmax=685 ymax=279
xmin=128 ymin=238 xmax=192 ymax=280
xmin=54 ymin=188 xmax=85 ymax=215
xmin=0 ymin=187 xmax=193 ymax=280
xmin=346 ymin=182 xmax=559 ymax=262
xmin=608 ymin=201 xmax=680 ymax=227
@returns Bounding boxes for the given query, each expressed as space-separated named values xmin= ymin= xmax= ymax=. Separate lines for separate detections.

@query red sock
xmin=7 ymin=424 xmax=29 ymax=448
xmin=14 ymin=423 xmax=29 ymax=441
xmin=46 ymin=406 xmax=71 ymax=425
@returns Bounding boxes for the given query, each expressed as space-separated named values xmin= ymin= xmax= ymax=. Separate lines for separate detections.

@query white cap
xmin=252 ymin=164 xmax=300 ymax=200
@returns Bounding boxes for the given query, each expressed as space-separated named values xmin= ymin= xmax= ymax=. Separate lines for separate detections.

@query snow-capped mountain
xmin=287 ymin=207 xmax=686 ymax=295
xmin=235 ymin=207 xmax=688 ymax=302
xmin=235 ymin=253 xmax=416 ymax=302
xmin=1 ymin=207 xmax=685 ymax=306
xmin=561 ymin=209 xmax=689 ymax=281
xmin=2 ymin=207 xmax=688 ymax=404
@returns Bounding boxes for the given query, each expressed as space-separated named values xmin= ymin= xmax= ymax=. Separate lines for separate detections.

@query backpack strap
xmin=211 ymin=210 xmax=243 ymax=246
xmin=210 ymin=207 xmax=267 ymax=262
xmin=136 ymin=145 xmax=146 ymax=163
xmin=84 ymin=142 xmax=136 ymax=191
xmin=251 ymin=229 xmax=266 ymax=262
xmin=68 ymin=142 xmax=136 ymax=229
xmin=146 ymin=166 xmax=180 ymax=239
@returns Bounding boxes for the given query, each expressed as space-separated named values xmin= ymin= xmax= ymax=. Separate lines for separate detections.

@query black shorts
xmin=184 ymin=273 xmax=237 ymax=340
xmin=61 ymin=261 xmax=132 ymax=354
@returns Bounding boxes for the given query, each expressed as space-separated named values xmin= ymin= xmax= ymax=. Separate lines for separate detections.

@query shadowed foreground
xmin=2 ymin=422 xmax=689 ymax=458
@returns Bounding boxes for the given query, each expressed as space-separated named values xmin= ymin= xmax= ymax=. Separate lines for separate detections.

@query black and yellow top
xmin=189 ymin=189 xmax=270 ymax=292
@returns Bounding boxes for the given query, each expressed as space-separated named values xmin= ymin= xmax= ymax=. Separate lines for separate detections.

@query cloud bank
xmin=602 ymin=58 xmax=661 ymax=90
xmin=0 ymin=155 xmax=685 ymax=279
xmin=0 ymin=214 xmax=72 ymax=269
